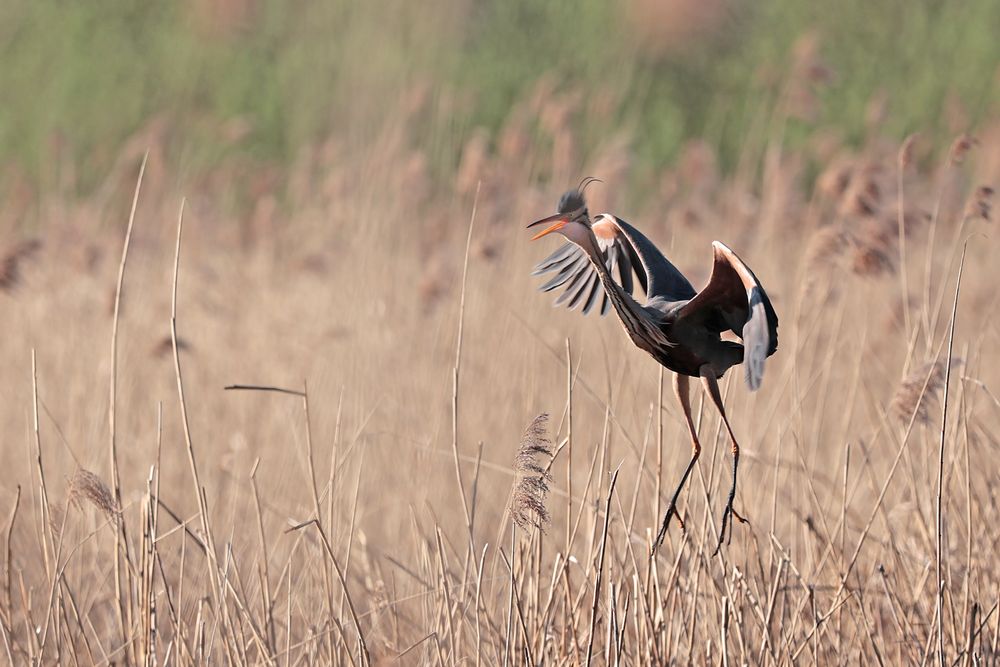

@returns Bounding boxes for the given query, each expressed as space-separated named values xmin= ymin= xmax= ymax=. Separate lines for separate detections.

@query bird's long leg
xmin=651 ymin=373 xmax=701 ymax=556
xmin=700 ymin=366 xmax=748 ymax=556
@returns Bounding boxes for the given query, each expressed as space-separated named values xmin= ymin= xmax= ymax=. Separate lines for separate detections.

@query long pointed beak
xmin=527 ymin=213 xmax=568 ymax=241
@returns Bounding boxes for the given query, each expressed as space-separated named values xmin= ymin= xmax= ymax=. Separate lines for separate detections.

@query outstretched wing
xmin=609 ymin=217 xmax=697 ymax=302
xmin=676 ymin=242 xmax=778 ymax=390
xmin=532 ymin=216 xmax=648 ymax=315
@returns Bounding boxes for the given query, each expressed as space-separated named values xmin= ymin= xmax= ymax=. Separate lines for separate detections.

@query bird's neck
xmin=580 ymin=230 xmax=657 ymax=339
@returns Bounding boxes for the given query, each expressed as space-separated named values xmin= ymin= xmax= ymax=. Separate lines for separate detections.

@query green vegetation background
xmin=1 ymin=0 xmax=997 ymax=193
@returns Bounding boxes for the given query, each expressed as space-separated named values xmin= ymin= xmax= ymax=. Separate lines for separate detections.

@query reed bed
xmin=0 ymin=76 xmax=998 ymax=665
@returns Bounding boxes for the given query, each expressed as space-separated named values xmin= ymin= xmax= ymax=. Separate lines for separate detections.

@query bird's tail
xmin=743 ymin=287 xmax=771 ymax=391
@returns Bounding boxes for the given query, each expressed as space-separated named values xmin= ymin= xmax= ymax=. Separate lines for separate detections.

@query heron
xmin=527 ymin=178 xmax=778 ymax=554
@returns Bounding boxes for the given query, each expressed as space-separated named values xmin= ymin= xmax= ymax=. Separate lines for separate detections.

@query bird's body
xmin=534 ymin=212 xmax=777 ymax=382
xmin=528 ymin=183 xmax=779 ymax=554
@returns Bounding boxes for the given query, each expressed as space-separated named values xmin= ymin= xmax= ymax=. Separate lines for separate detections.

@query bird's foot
xmin=650 ymin=503 xmax=686 ymax=558
xmin=712 ymin=504 xmax=749 ymax=556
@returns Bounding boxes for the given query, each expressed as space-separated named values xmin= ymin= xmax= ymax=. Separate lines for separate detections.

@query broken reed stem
xmin=301 ymin=382 xmax=336 ymax=639
xmin=587 ymin=466 xmax=620 ymax=667
xmin=300 ymin=519 xmax=370 ymax=664
xmin=936 ymin=241 xmax=968 ymax=666
xmin=109 ymin=152 xmax=146 ymax=659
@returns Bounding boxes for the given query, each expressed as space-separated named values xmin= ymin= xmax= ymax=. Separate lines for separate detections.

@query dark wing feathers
xmin=609 ymin=217 xmax=695 ymax=301
xmin=538 ymin=253 xmax=589 ymax=292
xmin=532 ymin=216 xmax=649 ymax=316
xmin=677 ymin=241 xmax=778 ymax=390
xmin=532 ymin=215 xmax=700 ymax=315
xmin=532 ymin=243 xmax=577 ymax=274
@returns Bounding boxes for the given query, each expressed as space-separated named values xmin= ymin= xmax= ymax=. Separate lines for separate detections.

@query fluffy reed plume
xmin=510 ymin=413 xmax=554 ymax=531
xmin=849 ymin=219 xmax=897 ymax=277
xmin=838 ymin=163 xmax=883 ymax=217
xmin=68 ymin=469 xmax=120 ymax=523
xmin=808 ymin=224 xmax=848 ymax=259
xmin=850 ymin=241 xmax=894 ymax=277
xmin=816 ymin=157 xmax=854 ymax=201
xmin=456 ymin=129 xmax=490 ymax=196
xmin=899 ymin=133 xmax=919 ymax=169
xmin=948 ymin=133 xmax=978 ymax=166
xmin=0 ymin=238 xmax=42 ymax=292
xmin=891 ymin=358 xmax=963 ymax=425
xmin=963 ymin=185 xmax=993 ymax=222
xmin=801 ymin=225 xmax=847 ymax=281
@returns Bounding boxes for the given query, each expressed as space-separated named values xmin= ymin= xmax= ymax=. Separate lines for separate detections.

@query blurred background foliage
xmin=0 ymin=0 xmax=997 ymax=197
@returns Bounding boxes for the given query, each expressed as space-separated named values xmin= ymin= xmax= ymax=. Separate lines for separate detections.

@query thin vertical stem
xmin=451 ymin=182 xmax=480 ymax=559
xmin=936 ymin=242 xmax=968 ymax=666
xmin=565 ymin=338 xmax=573 ymax=555
xmin=587 ymin=467 xmax=620 ymax=666
xmin=108 ymin=152 xmax=147 ymax=658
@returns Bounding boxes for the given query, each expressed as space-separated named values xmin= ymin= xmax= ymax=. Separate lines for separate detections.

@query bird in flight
xmin=528 ymin=178 xmax=778 ymax=555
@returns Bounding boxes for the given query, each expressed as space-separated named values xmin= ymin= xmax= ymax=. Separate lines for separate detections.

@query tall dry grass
xmin=0 ymin=78 xmax=999 ymax=665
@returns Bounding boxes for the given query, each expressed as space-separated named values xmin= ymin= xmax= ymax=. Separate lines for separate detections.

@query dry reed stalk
xmin=108 ymin=153 xmax=146 ymax=662
xmin=4 ymin=486 xmax=20 ymax=636
xmin=474 ymin=543 xmax=487 ymax=667
xmin=499 ymin=545 xmax=534 ymax=666
xmin=249 ymin=458 xmax=277 ymax=655
xmin=30 ymin=350 xmax=55 ymax=586
xmin=566 ymin=339 xmax=573 ymax=556
xmin=170 ymin=197 xmax=230 ymax=660
xmin=299 ymin=382 xmax=336 ymax=639
xmin=935 ymin=242 xmax=968 ymax=666
xmin=587 ymin=466 xmax=620 ymax=666
xmin=821 ymin=293 xmax=960 ymax=640
xmin=921 ymin=135 xmax=976 ymax=350
xmin=434 ymin=527 xmax=458 ymax=662
xmin=294 ymin=518 xmax=369 ymax=664
xmin=35 ymin=494 xmax=70 ymax=663
xmin=451 ymin=182 xmax=480 ymax=572
xmin=897 ymin=135 xmax=916 ymax=337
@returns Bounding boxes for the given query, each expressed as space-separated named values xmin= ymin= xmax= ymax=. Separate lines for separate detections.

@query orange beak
xmin=527 ymin=213 xmax=568 ymax=241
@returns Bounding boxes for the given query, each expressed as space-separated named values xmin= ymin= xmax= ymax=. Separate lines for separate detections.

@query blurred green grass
xmin=1 ymin=0 xmax=997 ymax=193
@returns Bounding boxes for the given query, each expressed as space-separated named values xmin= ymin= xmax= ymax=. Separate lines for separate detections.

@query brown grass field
xmin=1 ymin=79 xmax=999 ymax=665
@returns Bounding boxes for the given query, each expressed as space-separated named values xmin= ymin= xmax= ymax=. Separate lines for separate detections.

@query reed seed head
xmin=891 ymin=358 xmax=963 ymax=426
xmin=68 ymin=469 xmax=120 ymax=524
xmin=510 ymin=413 xmax=554 ymax=531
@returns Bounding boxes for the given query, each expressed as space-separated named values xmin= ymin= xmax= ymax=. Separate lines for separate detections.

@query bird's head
xmin=527 ymin=177 xmax=601 ymax=244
